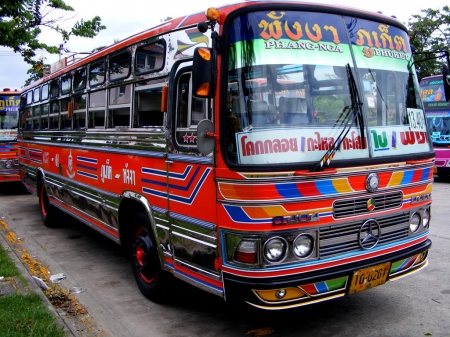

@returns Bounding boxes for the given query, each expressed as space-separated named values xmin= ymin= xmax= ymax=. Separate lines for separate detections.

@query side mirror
xmin=443 ymin=64 xmax=450 ymax=102
xmin=192 ymin=47 xmax=215 ymax=98
xmin=197 ymin=119 xmax=215 ymax=154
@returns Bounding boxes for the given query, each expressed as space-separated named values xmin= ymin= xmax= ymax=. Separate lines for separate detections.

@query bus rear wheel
xmin=130 ymin=212 xmax=169 ymax=303
xmin=38 ymin=179 xmax=58 ymax=228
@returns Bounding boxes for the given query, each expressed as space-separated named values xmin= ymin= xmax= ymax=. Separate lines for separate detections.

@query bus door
xmin=166 ymin=64 xmax=221 ymax=295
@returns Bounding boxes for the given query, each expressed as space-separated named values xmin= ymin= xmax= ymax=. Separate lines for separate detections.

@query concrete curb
xmin=0 ymin=231 xmax=77 ymax=337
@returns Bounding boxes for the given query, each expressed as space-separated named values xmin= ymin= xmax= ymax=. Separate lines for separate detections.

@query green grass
xmin=0 ymin=244 xmax=65 ymax=337
xmin=0 ymin=241 xmax=20 ymax=277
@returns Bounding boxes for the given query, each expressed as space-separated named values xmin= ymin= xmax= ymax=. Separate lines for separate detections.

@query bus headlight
xmin=409 ymin=212 xmax=421 ymax=233
xmin=422 ymin=208 xmax=430 ymax=228
xmin=5 ymin=160 xmax=12 ymax=169
xmin=293 ymin=234 xmax=314 ymax=258
xmin=264 ymin=237 xmax=287 ymax=262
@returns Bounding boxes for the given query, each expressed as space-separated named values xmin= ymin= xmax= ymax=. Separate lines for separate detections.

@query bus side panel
xmin=166 ymin=158 xmax=222 ymax=294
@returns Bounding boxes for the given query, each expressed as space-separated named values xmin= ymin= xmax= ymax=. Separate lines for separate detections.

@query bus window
xmin=74 ymin=94 xmax=86 ymax=129
xmin=50 ymin=79 xmax=59 ymax=98
xmin=49 ymin=101 xmax=60 ymax=129
xmin=41 ymin=84 xmax=49 ymax=101
xmin=73 ymin=67 xmax=87 ymax=92
xmin=26 ymin=91 xmax=33 ymax=105
xmin=89 ymin=110 xmax=105 ymax=128
xmin=41 ymin=104 xmax=49 ymax=129
xmin=89 ymin=60 xmax=106 ymax=87
xmin=134 ymin=88 xmax=163 ymax=127
xmin=61 ymin=75 xmax=72 ymax=95
xmin=135 ymin=41 xmax=165 ymax=74
xmin=32 ymin=106 xmax=40 ymax=130
xmin=33 ymin=87 xmax=40 ymax=103
xmin=109 ymin=51 xmax=130 ymax=82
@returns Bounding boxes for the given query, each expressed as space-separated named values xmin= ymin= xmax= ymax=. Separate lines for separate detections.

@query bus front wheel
xmin=130 ymin=212 xmax=169 ymax=303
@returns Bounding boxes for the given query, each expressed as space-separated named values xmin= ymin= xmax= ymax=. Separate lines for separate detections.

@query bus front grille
xmin=319 ymin=213 xmax=410 ymax=258
xmin=333 ymin=192 xmax=403 ymax=218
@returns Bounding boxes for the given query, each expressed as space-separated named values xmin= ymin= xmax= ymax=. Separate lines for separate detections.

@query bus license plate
xmin=349 ymin=262 xmax=391 ymax=295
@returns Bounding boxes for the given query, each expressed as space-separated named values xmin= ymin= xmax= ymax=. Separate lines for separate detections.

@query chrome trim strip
xmin=171 ymin=231 xmax=217 ymax=249
xmin=174 ymin=258 xmax=221 ymax=281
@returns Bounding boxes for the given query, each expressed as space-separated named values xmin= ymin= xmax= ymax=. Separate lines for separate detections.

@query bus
xmin=0 ymin=88 xmax=20 ymax=182
xmin=420 ymin=74 xmax=450 ymax=178
xmin=18 ymin=1 xmax=433 ymax=310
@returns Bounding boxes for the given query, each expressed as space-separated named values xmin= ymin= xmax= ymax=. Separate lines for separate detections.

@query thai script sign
xmin=236 ymin=123 xmax=430 ymax=164
xmin=0 ymin=95 xmax=20 ymax=113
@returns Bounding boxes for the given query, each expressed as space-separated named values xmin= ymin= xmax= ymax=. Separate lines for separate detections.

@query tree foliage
xmin=0 ymin=0 xmax=106 ymax=75
xmin=408 ymin=6 xmax=450 ymax=79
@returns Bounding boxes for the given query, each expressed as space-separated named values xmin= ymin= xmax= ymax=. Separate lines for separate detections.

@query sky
xmin=1 ymin=0 xmax=448 ymax=91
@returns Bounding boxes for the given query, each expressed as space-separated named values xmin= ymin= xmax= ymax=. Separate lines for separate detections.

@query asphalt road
xmin=0 ymin=179 xmax=449 ymax=337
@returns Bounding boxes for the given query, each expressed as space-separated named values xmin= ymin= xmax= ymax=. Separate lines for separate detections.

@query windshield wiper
xmin=311 ymin=64 xmax=365 ymax=172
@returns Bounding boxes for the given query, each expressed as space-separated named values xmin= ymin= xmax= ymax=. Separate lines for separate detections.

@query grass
xmin=0 ymin=243 xmax=65 ymax=337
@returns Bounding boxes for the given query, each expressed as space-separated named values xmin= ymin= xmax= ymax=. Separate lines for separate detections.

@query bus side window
xmin=109 ymin=85 xmax=131 ymax=128
xmin=89 ymin=90 xmax=106 ymax=129
xmin=50 ymin=101 xmax=60 ymax=129
xmin=134 ymin=89 xmax=163 ymax=127
xmin=32 ymin=106 xmax=40 ymax=130
xmin=74 ymin=94 xmax=86 ymax=129
xmin=41 ymin=104 xmax=49 ymax=129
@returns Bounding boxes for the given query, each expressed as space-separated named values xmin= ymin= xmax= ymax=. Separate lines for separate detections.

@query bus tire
xmin=38 ymin=179 xmax=58 ymax=228
xmin=130 ymin=211 xmax=168 ymax=303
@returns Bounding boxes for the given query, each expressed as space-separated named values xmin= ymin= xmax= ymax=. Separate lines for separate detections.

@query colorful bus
xmin=420 ymin=74 xmax=450 ymax=178
xmin=0 ymin=88 xmax=20 ymax=182
xmin=18 ymin=1 xmax=433 ymax=310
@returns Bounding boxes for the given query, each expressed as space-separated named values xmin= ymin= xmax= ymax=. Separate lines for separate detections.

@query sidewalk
xmin=0 ymin=217 xmax=107 ymax=337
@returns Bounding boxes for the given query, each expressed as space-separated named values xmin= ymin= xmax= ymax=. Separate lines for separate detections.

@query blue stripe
xmin=77 ymin=164 xmax=97 ymax=172
xmin=276 ymin=183 xmax=302 ymax=198
xmin=315 ymin=282 xmax=329 ymax=293
xmin=421 ymin=168 xmax=431 ymax=181
xmin=315 ymin=180 xmax=337 ymax=195
xmin=77 ymin=156 xmax=98 ymax=164
xmin=401 ymin=170 xmax=414 ymax=184
xmin=77 ymin=171 xmax=97 ymax=179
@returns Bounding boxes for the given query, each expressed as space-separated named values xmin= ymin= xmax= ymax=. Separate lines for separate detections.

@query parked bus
xmin=18 ymin=1 xmax=434 ymax=310
xmin=420 ymin=74 xmax=450 ymax=178
xmin=0 ymin=88 xmax=20 ymax=182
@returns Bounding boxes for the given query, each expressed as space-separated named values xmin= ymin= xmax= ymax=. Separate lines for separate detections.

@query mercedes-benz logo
xmin=358 ymin=219 xmax=381 ymax=250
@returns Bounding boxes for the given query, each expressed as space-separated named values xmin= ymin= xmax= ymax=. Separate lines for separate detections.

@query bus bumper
xmin=222 ymin=239 xmax=431 ymax=310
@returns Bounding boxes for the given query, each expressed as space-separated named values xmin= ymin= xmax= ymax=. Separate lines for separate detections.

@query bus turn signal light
xmin=206 ymin=7 xmax=220 ymax=21
xmin=197 ymin=48 xmax=211 ymax=61
xmin=196 ymin=83 xmax=210 ymax=97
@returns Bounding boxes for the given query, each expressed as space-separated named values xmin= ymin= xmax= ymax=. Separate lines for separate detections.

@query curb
xmin=0 ymin=230 xmax=78 ymax=336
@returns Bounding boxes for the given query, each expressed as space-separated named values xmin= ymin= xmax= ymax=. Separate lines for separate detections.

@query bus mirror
xmin=197 ymin=119 xmax=215 ymax=154
xmin=443 ymin=64 xmax=450 ymax=102
xmin=161 ymin=86 xmax=168 ymax=113
xmin=192 ymin=47 xmax=215 ymax=98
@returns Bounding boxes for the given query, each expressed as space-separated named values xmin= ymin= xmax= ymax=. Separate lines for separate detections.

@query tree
xmin=408 ymin=6 xmax=450 ymax=79
xmin=0 ymin=0 xmax=106 ymax=76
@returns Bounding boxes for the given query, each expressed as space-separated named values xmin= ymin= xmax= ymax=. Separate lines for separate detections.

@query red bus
xmin=0 ymin=88 xmax=20 ymax=182
xmin=420 ymin=74 xmax=450 ymax=178
xmin=18 ymin=1 xmax=432 ymax=309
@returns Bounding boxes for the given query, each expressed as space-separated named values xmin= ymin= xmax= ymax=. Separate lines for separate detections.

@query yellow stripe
xmin=332 ymin=178 xmax=354 ymax=193
xmin=388 ymin=171 xmax=404 ymax=187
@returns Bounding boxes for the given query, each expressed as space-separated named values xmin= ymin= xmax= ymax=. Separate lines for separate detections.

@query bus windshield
xmin=0 ymin=93 xmax=19 ymax=131
xmin=224 ymin=10 xmax=429 ymax=166
xmin=420 ymin=76 xmax=450 ymax=144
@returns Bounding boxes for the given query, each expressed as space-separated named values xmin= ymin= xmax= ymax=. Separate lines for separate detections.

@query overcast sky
xmin=1 ymin=0 xmax=448 ymax=91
